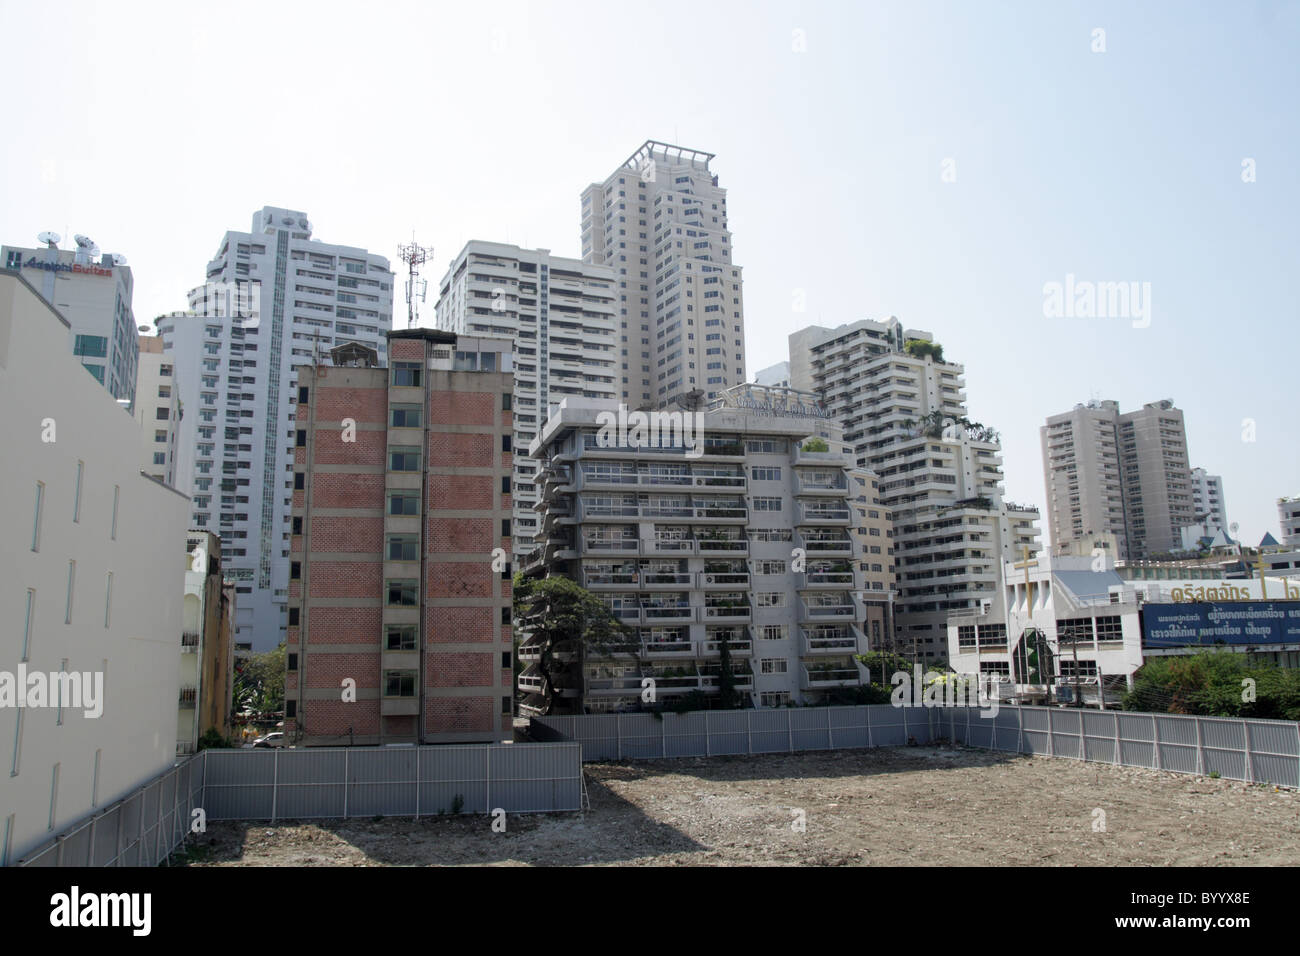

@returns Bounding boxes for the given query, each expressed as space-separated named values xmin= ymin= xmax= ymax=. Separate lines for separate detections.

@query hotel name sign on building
xmin=21 ymin=256 xmax=114 ymax=278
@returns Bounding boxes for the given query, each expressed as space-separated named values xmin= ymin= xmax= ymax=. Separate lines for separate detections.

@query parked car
xmin=251 ymin=732 xmax=285 ymax=749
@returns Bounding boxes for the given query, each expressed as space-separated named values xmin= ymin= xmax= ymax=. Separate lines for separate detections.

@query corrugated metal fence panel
xmin=275 ymin=749 xmax=347 ymax=819
xmin=828 ymin=705 xmax=870 ymax=748
xmin=1051 ymin=709 xmax=1083 ymax=759
xmin=710 ymin=710 xmax=750 ymax=754
xmin=417 ymin=745 xmax=487 ymax=815
xmin=1246 ymin=721 xmax=1300 ymax=788
xmin=618 ymin=713 xmax=663 ymax=759
xmin=790 ymin=708 xmax=833 ymax=751
xmin=1199 ymin=718 xmax=1248 ymax=781
xmin=204 ymin=749 xmax=275 ymax=820
xmin=1082 ymin=710 xmax=1118 ymax=763
xmin=749 ymin=708 xmax=791 ymax=753
xmin=489 ymin=742 xmax=582 ymax=812
xmin=664 ymin=712 xmax=708 ymax=757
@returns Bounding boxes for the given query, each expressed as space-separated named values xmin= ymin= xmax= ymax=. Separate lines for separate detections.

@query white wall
xmin=0 ymin=272 xmax=188 ymax=864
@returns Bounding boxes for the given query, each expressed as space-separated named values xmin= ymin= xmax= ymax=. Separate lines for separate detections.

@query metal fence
xmin=530 ymin=705 xmax=936 ymax=760
xmin=938 ymin=705 xmax=1300 ymax=787
xmin=15 ymin=741 xmax=583 ymax=867
xmin=17 ymin=753 xmax=206 ymax=867
xmin=532 ymin=705 xmax=1300 ymax=787
xmin=201 ymin=742 xmax=582 ymax=820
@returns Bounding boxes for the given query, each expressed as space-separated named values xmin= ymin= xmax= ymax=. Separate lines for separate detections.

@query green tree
xmin=801 ymin=436 xmax=829 ymax=453
xmin=233 ymin=642 xmax=287 ymax=716
xmin=513 ymin=573 xmax=636 ymax=716
xmin=903 ymin=338 xmax=945 ymax=363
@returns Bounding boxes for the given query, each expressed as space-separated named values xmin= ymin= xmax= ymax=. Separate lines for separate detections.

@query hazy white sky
xmin=2 ymin=0 xmax=1296 ymax=544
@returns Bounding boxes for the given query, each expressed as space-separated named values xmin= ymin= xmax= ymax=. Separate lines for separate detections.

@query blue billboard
xmin=1142 ymin=601 xmax=1300 ymax=648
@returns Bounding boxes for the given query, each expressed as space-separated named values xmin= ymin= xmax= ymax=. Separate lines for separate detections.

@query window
xmin=957 ymin=625 xmax=977 ymax=648
xmin=387 ymin=535 xmax=419 ymax=561
xmin=502 ymin=392 xmax=512 ymax=410
xmin=390 ymin=405 xmax=422 ymax=428
xmin=392 ymin=362 xmax=422 ymax=387
xmin=760 ymin=624 xmax=787 ymax=640
xmin=760 ymin=692 xmax=791 ymax=708
xmin=1094 ymin=616 xmax=1123 ymax=641
xmin=752 ymin=497 xmax=782 ymax=512
xmin=759 ymin=659 xmax=788 ymax=674
xmin=501 ymin=519 xmax=511 ymax=536
xmin=755 ymin=592 xmax=786 ymax=608
xmin=298 ymin=386 xmax=309 ymax=403
xmin=383 ymin=670 xmax=417 ymax=698
xmin=755 ymin=560 xmax=786 ymax=575
xmin=751 ymin=466 xmax=781 ymax=481
xmin=388 ymin=491 xmax=420 ymax=515
xmin=288 ymin=607 xmax=300 ymax=626
xmin=502 ymin=435 xmax=512 ymax=452
xmin=73 ymin=334 xmax=107 ymax=358
xmin=103 ymin=573 xmax=112 ymax=628
xmin=501 ymin=476 xmax=511 ymax=494
xmin=293 ymin=472 xmax=305 ymax=490
xmin=386 ymin=625 xmax=417 ymax=651
xmin=386 ymin=580 xmax=418 ymax=606
xmin=389 ymin=447 xmax=420 ymax=472
xmin=31 ymin=483 xmax=43 ymax=551
xmin=290 ymin=562 xmax=301 ymax=580
xmin=501 ymin=606 xmax=511 ymax=625
xmin=73 ymin=461 xmax=83 ymax=523
xmin=21 ymin=589 xmax=35 ymax=661
xmin=110 ymin=485 xmax=119 ymax=540
xmin=295 ymin=429 xmax=306 ymax=447
xmin=292 ymin=516 xmax=303 ymax=535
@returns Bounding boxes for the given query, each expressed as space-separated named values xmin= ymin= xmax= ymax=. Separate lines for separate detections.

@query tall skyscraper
xmin=1189 ymin=467 xmax=1227 ymax=533
xmin=3 ymin=235 xmax=138 ymax=403
xmin=435 ymin=240 xmax=619 ymax=557
xmin=581 ymin=141 xmax=746 ymax=408
xmin=157 ymin=207 xmax=395 ymax=651
xmin=790 ymin=317 xmax=1041 ymax=662
xmin=1041 ymin=399 xmax=1194 ymax=559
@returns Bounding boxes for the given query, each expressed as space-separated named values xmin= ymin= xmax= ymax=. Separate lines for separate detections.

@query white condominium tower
xmin=1041 ymin=399 xmax=1193 ymax=559
xmin=790 ymin=317 xmax=1041 ymax=662
xmin=581 ymin=141 xmax=746 ymax=408
xmin=435 ymin=241 xmax=619 ymax=557
xmin=1189 ymin=467 xmax=1227 ymax=533
xmin=157 ymin=207 xmax=394 ymax=651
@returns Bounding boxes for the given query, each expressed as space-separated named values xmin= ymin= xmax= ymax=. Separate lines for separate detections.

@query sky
xmin=2 ymin=0 xmax=1296 ymax=544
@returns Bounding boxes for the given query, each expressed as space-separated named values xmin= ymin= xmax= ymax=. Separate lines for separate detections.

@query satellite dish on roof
xmin=281 ymin=216 xmax=294 ymax=225
xmin=38 ymin=231 xmax=61 ymax=247
xmin=112 ymin=253 xmax=128 ymax=266
xmin=74 ymin=234 xmax=95 ymax=248
xmin=298 ymin=217 xmax=308 ymax=228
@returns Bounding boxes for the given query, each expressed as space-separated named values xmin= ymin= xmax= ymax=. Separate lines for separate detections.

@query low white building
xmin=0 ymin=270 xmax=188 ymax=865
xmin=947 ymin=548 xmax=1300 ymax=706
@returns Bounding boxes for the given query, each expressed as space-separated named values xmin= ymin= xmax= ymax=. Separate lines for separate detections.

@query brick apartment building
xmin=285 ymin=329 xmax=515 ymax=745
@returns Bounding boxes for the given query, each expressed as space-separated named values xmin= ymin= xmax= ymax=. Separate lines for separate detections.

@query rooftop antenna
xmin=397 ymin=237 xmax=434 ymax=329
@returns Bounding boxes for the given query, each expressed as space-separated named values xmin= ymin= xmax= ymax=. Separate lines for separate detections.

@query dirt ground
xmin=181 ymin=745 xmax=1300 ymax=866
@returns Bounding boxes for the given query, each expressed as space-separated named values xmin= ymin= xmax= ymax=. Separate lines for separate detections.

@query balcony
xmin=642 ymin=604 xmax=695 ymax=623
xmin=643 ymin=538 xmax=696 ymax=556
xmin=800 ymin=663 xmax=862 ymax=689
xmin=640 ymin=570 xmax=693 ymax=589
xmin=794 ymin=472 xmax=849 ymax=495
xmin=700 ymin=631 xmax=753 ymax=656
xmin=796 ymin=532 xmax=853 ymax=557
xmin=691 ymin=505 xmax=748 ymax=523
xmin=696 ymin=536 xmax=749 ymax=556
xmin=692 ymin=474 xmax=746 ymax=491
xmin=578 ymin=501 xmax=640 ymax=521
xmin=703 ymin=597 xmax=751 ymax=623
xmin=797 ymin=503 xmax=852 ymax=525
xmin=699 ymin=572 xmax=750 ymax=589
xmin=800 ymin=626 xmax=861 ymax=655
xmin=582 ymin=570 xmax=639 ymax=589
xmin=800 ymin=598 xmax=857 ymax=621
xmin=178 ymin=686 xmax=198 ymax=706
xmin=582 ymin=537 xmax=639 ymax=556
xmin=517 ymin=643 xmax=542 ymax=663
xmin=518 ymin=669 xmax=546 ymax=693
xmin=181 ymin=630 xmax=200 ymax=652
xmin=797 ymin=569 xmax=856 ymax=589
xmin=642 ymin=638 xmax=696 ymax=657
xmin=794 ymin=445 xmax=842 ymax=467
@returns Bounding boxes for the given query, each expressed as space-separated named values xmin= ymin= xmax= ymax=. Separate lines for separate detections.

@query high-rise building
xmin=1279 ymin=497 xmax=1300 ymax=548
xmin=581 ymin=141 xmax=746 ymax=408
xmin=3 ymin=236 xmax=138 ymax=402
xmin=156 ymin=207 xmax=395 ymax=651
xmin=848 ymin=468 xmax=895 ymax=651
xmin=134 ymin=334 xmax=182 ymax=486
xmin=435 ymin=240 xmax=619 ymax=557
xmin=1041 ymin=401 xmax=1129 ymax=557
xmin=1189 ymin=467 xmax=1227 ymax=533
xmin=1040 ymin=399 xmax=1194 ymax=559
xmin=790 ymin=317 xmax=1041 ymax=662
xmin=286 ymin=331 xmax=515 ymax=745
xmin=1 ymin=270 xmax=188 ymax=865
xmin=520 ymin=384 xmax=869 ymax=715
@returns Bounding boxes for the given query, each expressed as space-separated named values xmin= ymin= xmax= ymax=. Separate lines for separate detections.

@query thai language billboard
xmin=1142 ymin=601 xmax=1300 ymax=648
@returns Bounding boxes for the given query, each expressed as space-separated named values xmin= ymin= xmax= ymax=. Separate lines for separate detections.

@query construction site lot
xmin=182 ymin=745 xmax=1300 ymax=867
